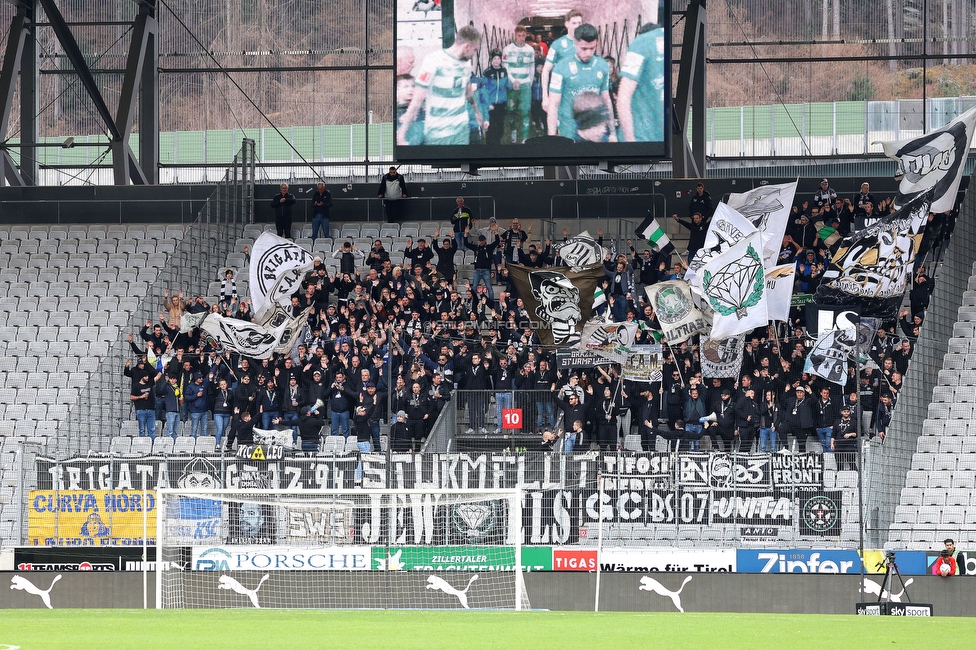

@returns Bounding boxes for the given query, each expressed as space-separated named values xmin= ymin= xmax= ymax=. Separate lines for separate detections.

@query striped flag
xmin=636 ymin=215 xmax=674 ymax=253
xmin=592 ymin=284 xmax=607 ymax=309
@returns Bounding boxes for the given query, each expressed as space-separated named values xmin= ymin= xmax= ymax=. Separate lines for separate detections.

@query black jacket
xmin=464 ymin=235 xmax=500 ymax=269
xmin=311 ymin=189 xmax=333 ymax=217
xmin=272 ymin=192 xmax=296 ymax=218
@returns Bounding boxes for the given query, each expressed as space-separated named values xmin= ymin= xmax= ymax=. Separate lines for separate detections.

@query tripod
xmin=877 ymin=554 xmax=912 ymax=603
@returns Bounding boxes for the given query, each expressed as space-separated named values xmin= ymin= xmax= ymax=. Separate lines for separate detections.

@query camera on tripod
xmin=874 ymin=551 xmax=896 ymax=570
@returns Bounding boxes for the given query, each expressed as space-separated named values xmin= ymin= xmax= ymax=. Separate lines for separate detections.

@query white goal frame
xmin=155 ymin=487 xmax=525 ymax=610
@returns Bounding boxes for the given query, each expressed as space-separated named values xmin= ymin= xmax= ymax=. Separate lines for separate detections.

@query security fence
xmin=55 ymin=140 xmax=256 ymax=457
xmin=3 ymin=442 xmax=870 ymax=550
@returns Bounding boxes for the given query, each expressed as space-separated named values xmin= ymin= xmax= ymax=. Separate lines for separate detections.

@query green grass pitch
xmin=1 ymin=610 xmax=973 ymax=649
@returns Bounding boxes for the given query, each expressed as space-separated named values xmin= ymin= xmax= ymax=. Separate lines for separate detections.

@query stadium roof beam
xmin=0 ymin=1 xmax=34 ymax=186
xmin=672 ymin=0 xmax=706 ymax=179
xmin=37 ymin=0 xmax=157 ymax=185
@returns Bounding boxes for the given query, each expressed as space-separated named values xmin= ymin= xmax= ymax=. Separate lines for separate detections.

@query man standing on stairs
xmin=271 ymin=183 xmax=296 ymax=238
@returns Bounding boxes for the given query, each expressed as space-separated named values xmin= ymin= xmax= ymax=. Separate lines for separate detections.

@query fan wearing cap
xmin=813 ymin=178 xmax=837 ymax=208
xmin=832 ymin=404 xmax=858 ymax=469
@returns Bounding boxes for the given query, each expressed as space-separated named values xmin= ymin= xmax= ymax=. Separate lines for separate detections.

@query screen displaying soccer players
xmin=395 ymin=0 xmax=669 ymax=164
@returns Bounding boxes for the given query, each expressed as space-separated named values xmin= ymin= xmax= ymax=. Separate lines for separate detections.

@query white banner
xmin=591 ymin=344 xmax=663 ymax=383
xmin=726 ymin=180 xmax=797 ymax=266
xmin=192 ymin=545 xmax=372 ymax=571
xmin=249 ymin=232 xmax=315 ymax=316
xmin=877 ymin=105 xmax=976 ymax=213
xmin=701 ymin=233 xmax=768 ymax=339
xmin=764 ymin=264 xmax=796 ymax=322
xmin=600 ymin=548 xmax=736 ymax=573
xmin=645 ymin=280 xmax=709 ymax=344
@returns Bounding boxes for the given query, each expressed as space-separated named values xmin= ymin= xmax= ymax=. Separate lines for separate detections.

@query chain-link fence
xmin=55 ymin=140 xmax=256 ymax=458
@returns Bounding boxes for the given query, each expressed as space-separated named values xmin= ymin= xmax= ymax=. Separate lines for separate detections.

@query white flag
xmin=876 ymin=105 xmax=976 ymax=213
xmin=179 ymin=310 xmax=208 ymax=333
xmin=702 ymin=202 xmax=758 ymax=251
xmin=726 ymin=180 xmax=797 ymax=265
xmin=700 ymin=233 xmax=767 ymax=339
xmin=201 ymin=313 xmax=280 ymax=360
xmin=274 ymin=307 xmax=313 ymax=355
xmin=591 ymin=344 xmax=663 ymax=383
xmin=764 ymin=264 xmax=796 ymax=322
xmin=645 ymin=280 xmax=709 ymax=344
xmin=248 ymin=232 xmax=315 ymax=316
xmin=580 ymin=321 xmax=638 ymax=349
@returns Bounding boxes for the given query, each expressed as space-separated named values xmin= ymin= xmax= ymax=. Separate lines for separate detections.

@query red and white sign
xmin=501 ymin=408 xmax=523 ymax=430
xmin=553 ymin=548 xmax=597 ymax=571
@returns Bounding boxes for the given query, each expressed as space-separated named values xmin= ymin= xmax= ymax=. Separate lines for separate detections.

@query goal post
xmin=155 ymin=488 xmax=527 ymax=610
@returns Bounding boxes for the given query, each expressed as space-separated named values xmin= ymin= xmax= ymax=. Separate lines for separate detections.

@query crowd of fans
xmin=119 ymin=177 xmax=954 ymax=458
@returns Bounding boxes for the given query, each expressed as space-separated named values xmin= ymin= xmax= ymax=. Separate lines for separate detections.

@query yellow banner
xmin=27 ymin=490 xmax=157 ymax=546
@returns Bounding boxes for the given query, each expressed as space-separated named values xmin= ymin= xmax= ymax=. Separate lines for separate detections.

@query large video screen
xmin=395 ymin=0 xmax=670 ymax=165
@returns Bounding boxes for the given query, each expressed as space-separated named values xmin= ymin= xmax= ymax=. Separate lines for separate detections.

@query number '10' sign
xmin=501 ymin=409 xmax=523 ymax=429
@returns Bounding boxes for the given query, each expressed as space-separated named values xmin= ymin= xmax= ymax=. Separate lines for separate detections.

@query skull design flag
xmin=508 ymin=263 xmax=606 ymax=347
xmin=876 ymin=105 xmax=976 ymax=214
xmin=814 ymin=192 xmax=930 ymax=319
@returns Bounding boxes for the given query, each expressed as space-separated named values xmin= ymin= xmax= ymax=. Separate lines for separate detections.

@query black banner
xmin=798 ymin=490 xmax=843 ymax=537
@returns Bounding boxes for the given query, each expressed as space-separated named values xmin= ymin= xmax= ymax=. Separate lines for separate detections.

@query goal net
xmin=156 ymin=488 xmax=527 ymax=610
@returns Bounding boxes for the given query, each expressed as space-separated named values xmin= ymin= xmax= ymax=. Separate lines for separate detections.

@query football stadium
xmin=0 ymin=0 xmax=975 ymax=647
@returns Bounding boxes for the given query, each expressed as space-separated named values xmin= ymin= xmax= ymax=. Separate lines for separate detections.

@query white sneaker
xmin=465 ymin=428 xmax=474 ymax=434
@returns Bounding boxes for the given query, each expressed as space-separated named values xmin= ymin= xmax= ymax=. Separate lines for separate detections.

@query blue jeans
xmin=311 ymin=214 xmax=329 ymax=242
xmin=165 ymin=411 xmax=180 ymax=438
xmin=355 ymin=441 xmax=373 ymax=480
xmin=369 ymin=421 xmax=381 ymax=451
xmin=611 ymin=296 xmax=628 ymax=321
xmin=262 ymin=411 xmax=279 ymax=430
xmin=562 ymin=432 xmax=577 ymax=454
xmin=136 ymin=410 xmax=155 ymax=440
xmin=331 ymin=410 xmax=351 ymax=437
xmin=281 ymin=412 xmax=300 ymax=444
xmin=472 ymin=269 xmax=494 ymax=299
xmin=496 ymin=392 xmax=513 ymax=430
xmin=454 ymin=232 xmax=465 ymax=251
xmin=536 ymin=401 xmax=554 ymax=431
xmin=816 ymin=427 xmax=833 ymax=451
xmin=189 ymin=411 xmax=208 ymax=438
xmin=685 ymin=423 xmax=703 ymax=451
xmin=759 ymin=427 xmax=777 ymax=453
xmin=213 ymin=414 xmax=231 ymax=445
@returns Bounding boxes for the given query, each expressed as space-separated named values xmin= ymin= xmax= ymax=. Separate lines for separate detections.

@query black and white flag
xmin=508 ymin=263 xmax=606 ymax=347
xmin=815 ymin=192 xmax=930 ymax=318
xmin=553 ymin=230 xmax=605 ymax=271
xmin=179 ymin=310 xmax=208 ymax=334
xmin=248 ymin=232 xmax=315 ymax=318
xmin=803 ymin=328 xmax=856 ymax=386
xmin=201 ymin=313 xmax=280 ymax=359
xmin=877 ymin=105 xmax=976 ymax=214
